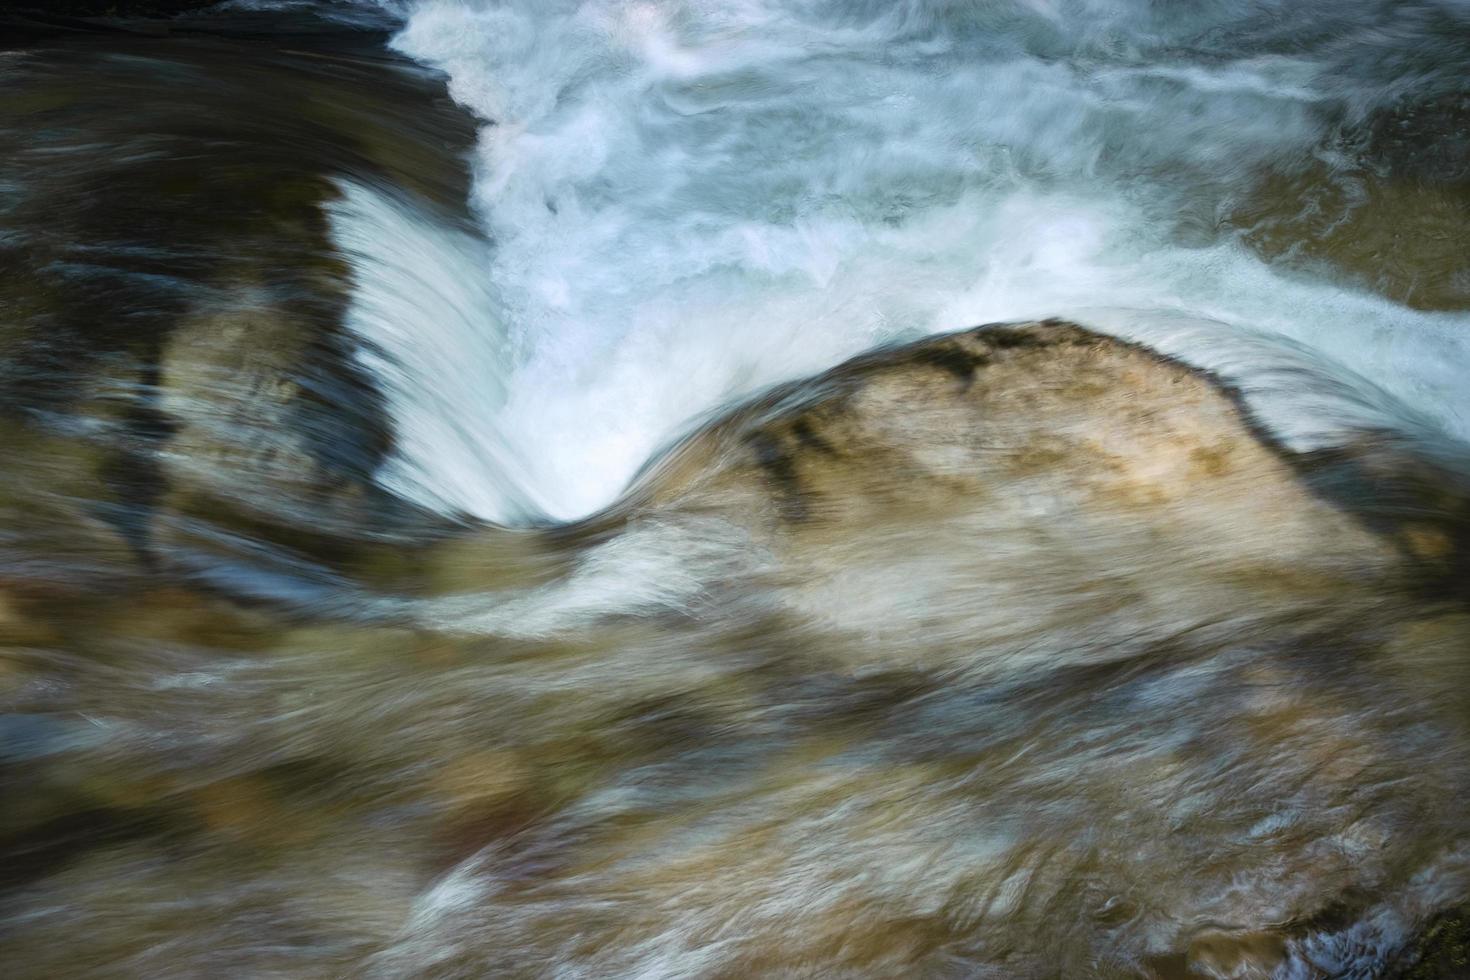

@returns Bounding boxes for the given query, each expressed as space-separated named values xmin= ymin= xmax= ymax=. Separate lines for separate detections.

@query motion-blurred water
xmin=338 ymin=0 xmax=1470 ymax=522
xmin=3 ymin=2 xmax=1470 ymax=978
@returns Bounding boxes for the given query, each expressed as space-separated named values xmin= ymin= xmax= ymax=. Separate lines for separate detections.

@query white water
xmin=332 ymin=0 xmax=1470 ymax=524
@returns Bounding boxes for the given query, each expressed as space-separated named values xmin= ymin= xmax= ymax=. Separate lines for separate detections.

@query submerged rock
xmin=383 ymin=320 xmax=1467 ymax=977
xmin=0 ymin=12 xmax=478 ymax=568
xmin=1230 ymin=92 xmax=1470 ymax=312
xmin=6 ymin=319 xmax=1470 ymax=978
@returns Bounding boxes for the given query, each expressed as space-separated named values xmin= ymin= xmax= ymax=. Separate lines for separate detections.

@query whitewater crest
xmin=329 ymin=0 xmax=1470 ymax=524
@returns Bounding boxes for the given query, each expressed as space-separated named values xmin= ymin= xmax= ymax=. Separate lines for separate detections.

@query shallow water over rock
xmin=2 ymin=3 xmax=1470 ymax=978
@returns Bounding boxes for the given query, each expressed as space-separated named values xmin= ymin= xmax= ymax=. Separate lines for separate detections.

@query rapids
xmin=1 ymin=1 xmax=1469 ymax=978
xmin=345 ymin=0 xmax=1470 ymax=523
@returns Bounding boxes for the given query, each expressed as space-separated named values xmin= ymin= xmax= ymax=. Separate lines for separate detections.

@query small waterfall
xmin=325 ymin=0 xmax=1470 ymax=523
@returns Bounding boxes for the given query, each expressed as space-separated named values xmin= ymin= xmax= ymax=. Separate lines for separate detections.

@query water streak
xmin=331 ymin=0 xmax=1470 ymax=522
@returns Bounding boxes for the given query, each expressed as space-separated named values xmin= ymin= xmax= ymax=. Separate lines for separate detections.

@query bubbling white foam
xmin=334 ymin=0 xmax=1470 ymax=523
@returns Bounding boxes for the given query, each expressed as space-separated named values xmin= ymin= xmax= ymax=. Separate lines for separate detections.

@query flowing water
xmin=342 ymin=0 xmax=1470 ymax=523
xmin=2 ymin=1 xmax=1470 ymax=977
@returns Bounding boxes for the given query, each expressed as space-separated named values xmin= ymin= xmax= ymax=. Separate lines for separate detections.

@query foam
xmin=332 ymin=0 xmax=1470 ymax=523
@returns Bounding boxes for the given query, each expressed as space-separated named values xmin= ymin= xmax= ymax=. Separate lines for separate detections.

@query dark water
xmin=2 ymin=2 xmax=1470 ymax=977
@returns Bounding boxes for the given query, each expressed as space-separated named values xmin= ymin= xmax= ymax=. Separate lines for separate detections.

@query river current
xmin=2 ymin=1 xmax=1470 ymax=977
xmin=346 ymin=0 xmax=1470 ymax=523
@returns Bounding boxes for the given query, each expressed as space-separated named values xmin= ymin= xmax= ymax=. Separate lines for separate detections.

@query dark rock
xmin=0 ymin=0 xmax=222 ymax=16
